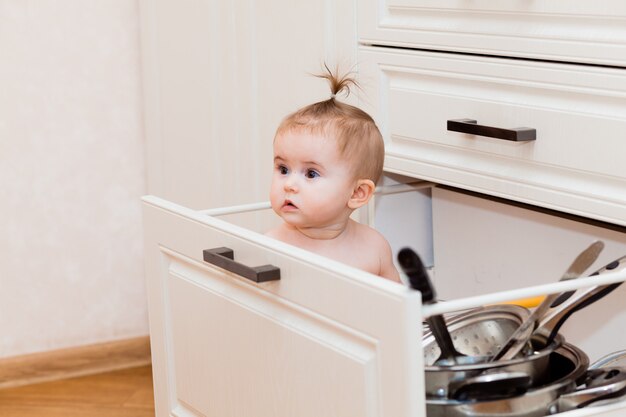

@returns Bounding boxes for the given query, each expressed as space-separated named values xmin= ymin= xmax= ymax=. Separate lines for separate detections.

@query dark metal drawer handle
xmin=447 ymin=119 xmax=536 ymax=142
xmin=203 ymin=247 xmax=281 ymax=283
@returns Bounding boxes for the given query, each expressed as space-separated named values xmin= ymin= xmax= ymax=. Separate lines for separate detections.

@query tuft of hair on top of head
xmin=315 ymin=63 xmax=359 ymax=100
xmin=275 ymin=63 xmax=385 ymax=184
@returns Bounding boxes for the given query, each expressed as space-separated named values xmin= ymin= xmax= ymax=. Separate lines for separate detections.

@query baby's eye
xmin=277 ymin=165 xmax=289 ymax=175
xmin=305 ymin=169 xmax=320 ymax=179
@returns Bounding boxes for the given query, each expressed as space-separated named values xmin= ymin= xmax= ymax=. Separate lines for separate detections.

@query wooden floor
xmin=0 ymin=365 xmax=155 ymax=417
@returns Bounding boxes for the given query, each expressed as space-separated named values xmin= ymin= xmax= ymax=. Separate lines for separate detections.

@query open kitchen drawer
xmin=143 ymin=194 xmax=626 ymax=417
xmin=142 ymin=195 xmax=425 ymax=417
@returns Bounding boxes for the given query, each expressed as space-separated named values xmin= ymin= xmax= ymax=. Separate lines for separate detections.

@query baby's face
xmin=270 ymin=130 xmax=357 ymax=230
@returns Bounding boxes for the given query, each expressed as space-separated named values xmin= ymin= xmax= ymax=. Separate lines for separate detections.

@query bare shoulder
xmin=352 ymin=222 xmax=401 ymax=283
xmin=352 ymin=221 xmax=390 ymax=249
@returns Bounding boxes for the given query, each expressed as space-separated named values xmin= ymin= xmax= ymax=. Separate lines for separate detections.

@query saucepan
xmin=420 ymin=253 xmax=624 ymax=398
xmin=398 ymin=246 xmax=568 ymax=399
xmin=397 ymin=244 xmax=590 ymax=399
xmin=426 ymin=341 xmax=589 ymax=417
xmin=422 ymin=305 xmax=563 ymax=398
xmin=399 ymin=245 xmax=625 ymax=404
xmin=397 ymin=247 xmax=562 ymax=398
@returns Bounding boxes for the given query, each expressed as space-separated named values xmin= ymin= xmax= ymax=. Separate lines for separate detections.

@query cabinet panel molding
xmin=359 ymin=0 xmax=626 ymax=66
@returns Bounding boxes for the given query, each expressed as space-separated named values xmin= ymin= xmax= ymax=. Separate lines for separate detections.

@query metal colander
xmin=423 ymin=304 xmax=531 ymax=366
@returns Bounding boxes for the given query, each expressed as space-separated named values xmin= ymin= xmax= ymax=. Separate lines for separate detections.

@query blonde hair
xmin=275 ymin=66 xmax=385 ymax=184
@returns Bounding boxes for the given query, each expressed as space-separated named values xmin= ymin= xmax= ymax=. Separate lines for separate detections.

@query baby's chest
xmin=315 ymin=239 xmax=381 ymax=275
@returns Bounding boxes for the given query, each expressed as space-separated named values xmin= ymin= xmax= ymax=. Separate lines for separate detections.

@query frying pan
xmin=426 ymin=342 xmax=589 ymax=417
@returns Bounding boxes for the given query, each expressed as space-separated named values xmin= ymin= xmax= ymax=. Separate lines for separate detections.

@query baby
xmin=266 ymin=68 xmax=401 ymax=283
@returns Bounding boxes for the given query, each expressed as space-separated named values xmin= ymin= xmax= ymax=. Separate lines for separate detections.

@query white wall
xmin=0 ymin=1 xmax=147 ymax=358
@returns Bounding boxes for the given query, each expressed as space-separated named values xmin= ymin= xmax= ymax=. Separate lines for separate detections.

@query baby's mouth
xmin=283 ymin=199 xmax=298 ymax=209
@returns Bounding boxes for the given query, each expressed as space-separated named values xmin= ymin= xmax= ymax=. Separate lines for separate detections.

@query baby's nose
xmin=284 ymin=176 xmax=298 ymax=192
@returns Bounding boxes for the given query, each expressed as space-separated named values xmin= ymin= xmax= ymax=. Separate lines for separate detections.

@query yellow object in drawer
xmin=501 ymin=295 xmax=546 ymax=309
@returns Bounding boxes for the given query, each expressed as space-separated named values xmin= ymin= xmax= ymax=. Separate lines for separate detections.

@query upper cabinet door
xmin=139 ymin=0 xmax=359 ymax=210
xmin=142 ymin=196 xmax=425 ymax=417
xmin=358 ymin=0 xmax=626 ymax=66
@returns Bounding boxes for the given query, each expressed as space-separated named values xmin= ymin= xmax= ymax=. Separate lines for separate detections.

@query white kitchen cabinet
xmin=141 ymin=1 xmax=626 ymax=416
xmin=357 ymin=1 xmax=626 ymax=228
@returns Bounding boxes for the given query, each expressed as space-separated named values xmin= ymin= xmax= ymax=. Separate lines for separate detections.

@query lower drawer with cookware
xmin=409 ymin=245 xmax=626 ymax=417
xmin=358 ymin=46 xmax=626 ymax=226
xmin=143 ymin=195 xmax=626 ymax=417
xmin=428 ymin=187 xmax=626 ymax=361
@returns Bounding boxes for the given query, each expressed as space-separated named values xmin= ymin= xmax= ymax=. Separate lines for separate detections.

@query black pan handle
xmin=447 ymin=119 xmax=536 ymax=142
xmin=203 ymin=247 xmax=281 ymax=283
xmin=397 ymin=247 xmax=435 ymax=303
xmin=450 ymin=371 xmax=531 ymax=401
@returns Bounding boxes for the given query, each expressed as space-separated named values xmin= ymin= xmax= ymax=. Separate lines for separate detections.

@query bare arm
xmin=378 ymin=238 xmax=402 ymax=283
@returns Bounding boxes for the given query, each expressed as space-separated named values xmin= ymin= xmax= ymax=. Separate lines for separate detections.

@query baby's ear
xmin=348 ymin=179 xmax=376 ymax=209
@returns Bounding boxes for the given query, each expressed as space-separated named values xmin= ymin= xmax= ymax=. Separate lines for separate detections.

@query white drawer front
xmin=142 ymin=196 xmax=424 ymax=417
xmin=358 ymin=0 xmax=626 ymax=66
xmin=358 ymin=47 xmax=626 ymax=226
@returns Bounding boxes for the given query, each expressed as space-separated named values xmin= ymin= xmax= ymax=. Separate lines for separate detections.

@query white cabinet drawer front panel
xmin=167 ymin=259 xmax=374 ymax=417
xmin=359 ymin=47 xmax=626 ymax=226
xmin=142 ymin=196 xmax=425 ymax=417
xmin=358 ymin=0 xmax=626 ymax=66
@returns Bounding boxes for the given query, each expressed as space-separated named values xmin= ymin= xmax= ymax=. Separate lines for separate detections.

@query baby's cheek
xmin=269 ymin=189 xmax=281 ymax=210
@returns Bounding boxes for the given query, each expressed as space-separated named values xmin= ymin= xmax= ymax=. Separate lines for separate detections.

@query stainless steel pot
xmin=426 ymin=342 xmax=589 ymax=417
xmin=422 ymin=254 xmax=626 ymax=399
xmin=423 ymin=305 xmax=563 ymax=398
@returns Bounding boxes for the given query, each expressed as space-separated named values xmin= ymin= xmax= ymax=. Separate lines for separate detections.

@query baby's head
xmin=275 ymin=69 xmax=384 ymax=185
xmin=270 ymin=67 xmax=385 ymax=231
